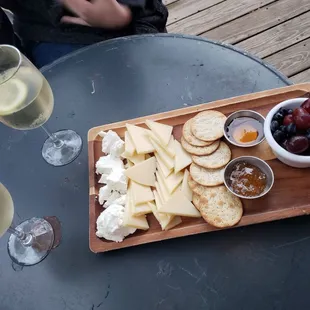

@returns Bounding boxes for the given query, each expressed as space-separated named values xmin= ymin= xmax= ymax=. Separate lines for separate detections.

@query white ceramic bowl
xmin=264 ymin=97 xmax=310 ymax=168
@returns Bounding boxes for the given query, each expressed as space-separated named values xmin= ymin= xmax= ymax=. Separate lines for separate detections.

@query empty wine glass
xmin=0 ymin=183 xmax=55 ymax=266
xmin=0 ymin=44 xmax=82 ymax=166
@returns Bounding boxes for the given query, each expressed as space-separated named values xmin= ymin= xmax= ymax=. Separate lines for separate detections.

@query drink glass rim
xmin=0 ymin=44 xmax=22 ymax=85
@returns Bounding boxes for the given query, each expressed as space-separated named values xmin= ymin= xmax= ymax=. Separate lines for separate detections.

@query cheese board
xmin=88 ymin=83 xmax=310 ymax=253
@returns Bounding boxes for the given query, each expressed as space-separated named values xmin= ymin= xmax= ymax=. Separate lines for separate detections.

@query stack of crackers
xmin=181 ymin=110 xmax=243 ymax=228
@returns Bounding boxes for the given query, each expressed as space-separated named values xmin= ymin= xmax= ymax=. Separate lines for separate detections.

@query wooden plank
xmin=167 ymin=0 xmax=224 ymax=26
xmin=238 ymin=11 xmax=310 ymax=58
xmin=290 ymin=68 xmax=310 ymax=84
xmin=202 ymin=0 xmax=310 ymax=45
xmin=163 ymin=0 xmax=179 ymax=6
xmin=167 ymin=0 xmax=274 ymax=36
xmin=265 ymin=38 xmax=310 ymax=77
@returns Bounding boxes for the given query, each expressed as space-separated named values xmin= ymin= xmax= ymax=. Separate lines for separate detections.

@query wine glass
xmin=0 ymin=44 xmax=82 ymax=166
xmin=0 ymin=183 xmax=54 ymax=266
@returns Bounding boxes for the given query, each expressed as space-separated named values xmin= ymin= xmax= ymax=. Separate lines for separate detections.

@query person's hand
xmin=59 ymin=0 xmax=132 ymax=29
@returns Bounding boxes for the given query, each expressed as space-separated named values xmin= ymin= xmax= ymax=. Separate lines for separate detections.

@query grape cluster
xmin=270 ymin=99 xmax=310 ymax=155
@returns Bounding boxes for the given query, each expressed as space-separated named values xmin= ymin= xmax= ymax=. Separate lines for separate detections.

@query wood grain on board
xmin=167 ymin=0 xmax=274 ymax=35
xmin=88 ymin=84 xmax=310 ymax=253
xmin=202 ymin=0 xmax=310 ymax=45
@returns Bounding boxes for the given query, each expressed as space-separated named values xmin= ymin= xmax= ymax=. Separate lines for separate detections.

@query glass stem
xmin=8 ymin=226 xmax=33 ymax=247
xmin=41 ymin=125 xmax=64 ymax=148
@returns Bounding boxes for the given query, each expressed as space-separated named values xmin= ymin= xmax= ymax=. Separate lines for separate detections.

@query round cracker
xmin=188 ymin=175 xmax=213 ymax=196
xmin=192 ymin=141 xmax=232 ymax=169
xmin=182 ymin=119 xmax=213 ymax=147
xmin=192 ymin=193 xmax=202 ymax=211
xmin=196 ymin=186 xmax=243 ymax=228
xmin=191 ymin=110 xmax=226 ymax=141
xmin=181 ymin=137 xmax=220 ymax=156
xmin=190 ymin=163 xmax=224 ymax=186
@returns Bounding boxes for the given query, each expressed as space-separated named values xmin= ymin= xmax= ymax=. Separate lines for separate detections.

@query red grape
xmin=283 ymin=114 xmax=294 ymax=125
xmin=287 ymin=136 xmax=309 ymax=154
xmin=301 ymin=99 xmax=310 ymax=114
xmin=294 ymin=115 xmax=310 ymax=130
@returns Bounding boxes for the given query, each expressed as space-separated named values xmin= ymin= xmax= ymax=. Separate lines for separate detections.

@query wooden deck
xmin=164 ymin=0 xmax=310 ymax=84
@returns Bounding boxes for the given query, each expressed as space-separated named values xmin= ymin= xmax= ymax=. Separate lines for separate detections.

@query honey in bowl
xmin=226 ymin=117 xmax=263 ymax=145
xmin=229 ymin=161 xmax=267 ymax=197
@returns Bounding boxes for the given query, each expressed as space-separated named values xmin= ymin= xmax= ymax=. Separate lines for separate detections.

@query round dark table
xmin=2 ymin=34 xmax=309 ymax=310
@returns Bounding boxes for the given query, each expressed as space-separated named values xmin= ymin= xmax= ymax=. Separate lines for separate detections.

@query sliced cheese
xmin=157 ymin=166 xmax=183 ymax=194
xmin=155 ymin=181 xmax=165 ymax=205
xmin=126 ymin=123 xmax=155 ymax=154
xmin=164 ymin=215 xmax=182 ymax=231
xmin=131 ymin=181 xmax=154 ymax=205
xmin=155 ymin=171 xmax=171 ymax=202
xmin=174 ymin=139 xmax=192 ymax=173
xmin=145 ymin=119 xmax=173 ymax=146
xmin=182 ymin=169 xmax=193 ymax=201
xmin=150 ymin=137 xmax=174 ymax=170
xmin=159 ymin=191 xmax=201 ymax=218
xmin=155 ymin=152 xmax=172 ymax=178
xmin=148 ymin=197 xmax=173 ymax=230
xmin=148 ymin=131 xmax=175 ymax=158
xmin=132 ymin=202 xmax=152 ymax=216
xmin=167 ymin=136 xmax=176 ymax=157
xmin=122 ymin=152 xmax=145 ymax=165
xmin=125 ymin=157 xmax=156 ymax=186
xmin=123 ymin=194 xmax=149 ymax=230
xmin=124 ymin=131 xmax=135 ymax=156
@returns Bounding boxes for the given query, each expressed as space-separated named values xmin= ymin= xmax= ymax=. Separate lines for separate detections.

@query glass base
xmin=8 ymin=218 xmax=54 ymax=267
xmin=42 ymin=129 xmax=82 ymax=167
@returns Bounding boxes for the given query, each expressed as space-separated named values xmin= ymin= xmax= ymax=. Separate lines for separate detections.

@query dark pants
xmin=25 ymin=42 xmax=87 ymax=68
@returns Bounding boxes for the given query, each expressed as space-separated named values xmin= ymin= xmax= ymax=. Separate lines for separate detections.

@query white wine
xmin=0 ymin=66 xmax=54 ymax=130
xmin=0 ymin=183 xmax=14 ymax=238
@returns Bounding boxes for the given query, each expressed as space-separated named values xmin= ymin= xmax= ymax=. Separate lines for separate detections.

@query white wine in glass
xmin=0 ymin=45 xmax=82 ymax=166
xmin=0 ymin=183 xmax=54 ymax=266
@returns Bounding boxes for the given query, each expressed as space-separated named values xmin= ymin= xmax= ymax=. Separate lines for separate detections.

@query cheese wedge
xmin=123 ymin=194 xmax=149 ymax=230
xmin=164 ymin=215 xmax=182 ymax=231
xmin=148 ymin=131 xmax=175 ymax=158
xmin=155 ymin=171 xmax=170 ymax=202
xmin=124 ymin=131 xmax=135 ymax=156
xmin=155 ymin=152 xmax=172 ymax=178
xmin=145 ymin=119 xmax=173 ymax=146
xmin=122 ymin=152 xmax=145 ymax=165
xmin=174 ymin=139 xmax=192 ymax=173
xmin=157 ymin=166 xmax=183 ymax=194
xmin=131 ymin=181 xmax=154 ymax=205
xmin=125 ymin=157 xmax=156 ymax=186
xmin=155 ymin=181 xmax=165 ymax=204
xmin=148 ymin=198 xmax=173 ymax=230
xmin=150 ymin=137 xmax=174 ymax=170
xmin=126 ymin=124 xmax=155 ymax=154
xmin=182 ymin=169 xmax=193 ymax=201
xmin=132 ymin=202 xmax=152 ymax=216
xmin=145 ymin=154 xmax=152 ymax=160
xmin=159 ymin=190 xmax=201 ymax=218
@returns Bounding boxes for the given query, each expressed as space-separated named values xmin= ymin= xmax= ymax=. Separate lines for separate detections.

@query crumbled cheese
xmin=106 ymin=167 xmax=127 ymax=194
xmin=101 ymin=130 xmax=125 ymax=157
xmin=96 ymin=204 xmax=136 ymax=242
xmin=95 ymin=154 xmax=124 ymax=175
xmin=104 ymin=194 xmax=126 ymax=208
xmin=98 ymin=174 xmax=108 ymax=184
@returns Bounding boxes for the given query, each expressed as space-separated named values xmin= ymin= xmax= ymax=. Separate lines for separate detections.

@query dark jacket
xmin=0 ymin=8 xmax=20 ymax=46
xmin=0 ymin=0 xmax=168 ymax=45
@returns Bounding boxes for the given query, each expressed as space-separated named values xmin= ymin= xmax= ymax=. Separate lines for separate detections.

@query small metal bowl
xmin=223 ymin=156 xmax=274 ymax=200
xmin=224 ymin=110 xmax=265 ymax=147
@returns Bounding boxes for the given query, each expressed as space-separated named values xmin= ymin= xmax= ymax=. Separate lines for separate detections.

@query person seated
xmin=0 ymin=0 xmax=168 ymax=67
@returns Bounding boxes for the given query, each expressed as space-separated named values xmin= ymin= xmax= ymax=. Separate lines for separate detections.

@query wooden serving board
xmin=88 ymin=83 xmax=310 ymax=253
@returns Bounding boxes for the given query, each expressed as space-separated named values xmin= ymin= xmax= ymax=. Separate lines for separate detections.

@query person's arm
xmin=59 ymin=0 xmax=134 ymax=28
